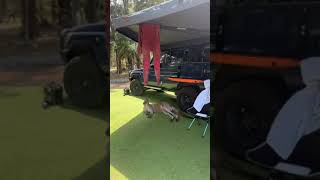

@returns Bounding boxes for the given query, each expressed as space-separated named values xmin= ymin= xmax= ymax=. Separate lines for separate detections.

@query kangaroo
xmin=143 ymin=98 xmax=179 ymax=122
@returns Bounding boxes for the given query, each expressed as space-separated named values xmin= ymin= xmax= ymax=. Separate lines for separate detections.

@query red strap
xmin=168 ymin=77 xmax=204 ymax=83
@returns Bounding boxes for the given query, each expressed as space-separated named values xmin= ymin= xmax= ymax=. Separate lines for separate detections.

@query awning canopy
xmin=112 ymin=0 xmax=210 ymax=48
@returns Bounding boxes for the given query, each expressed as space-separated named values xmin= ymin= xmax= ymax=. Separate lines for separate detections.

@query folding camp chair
xmin=186 ymin=79 xmax=210 ymax=137
xmin=187 ymin=112 xmax=210 ymax=137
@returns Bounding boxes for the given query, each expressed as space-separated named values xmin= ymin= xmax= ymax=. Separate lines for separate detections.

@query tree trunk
xmin=127 ymin=57 xmax=133 ymax=70
xmin=71 ymin=0 xmax=81 ymax=26
xmin=38 ymin=0 xmax=49 ymax=26
xmin=122 ymin=0 xmax=129 ymax=14
xmin=51 ymin=0 xmax=57 ymax=25
xmin=0 ymin=0 xmax=7 ymax=22
xmin=116 ymin=51 xmax=119 ymax=74
xmin=58 ymin=0 xmax=72 ymax=28
xmin=85 ymin=0 xmax=98 ymax=23
xmin=21 ymin=0 xmax=39 ymax=41
xmin=115 ymin=50 xmax=122 ymax=74
xmin=136 ymin=57 xmax=141 ymax=69
xmin=105 ymin=0 xmax=110 ymax=60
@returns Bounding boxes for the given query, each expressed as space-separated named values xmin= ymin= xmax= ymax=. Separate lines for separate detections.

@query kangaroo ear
xmin=143 ymin=98 xmax=148 ymax=104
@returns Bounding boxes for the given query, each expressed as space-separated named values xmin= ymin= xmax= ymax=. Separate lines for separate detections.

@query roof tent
xmin=112 ymin=0 xmax=210 ymax=49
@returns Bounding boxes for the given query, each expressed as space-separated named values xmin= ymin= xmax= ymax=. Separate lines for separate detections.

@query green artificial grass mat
xmin=110 ymin=89 xmax=210 ymax=180
xmin=0 ymin=87 xmax=108 ymax=180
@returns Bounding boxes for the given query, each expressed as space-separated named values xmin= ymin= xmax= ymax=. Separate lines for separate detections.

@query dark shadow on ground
xmin=59 ymin=98 xmax=107 ymax=122
xmin=73 ymin=157 xmax=109 ymax=180
xmin=60 ymin=97 xmax=109 ymax=180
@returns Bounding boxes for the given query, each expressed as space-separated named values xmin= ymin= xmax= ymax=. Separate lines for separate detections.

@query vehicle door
xmin=180 ymin=45 xmax=210 ymax=80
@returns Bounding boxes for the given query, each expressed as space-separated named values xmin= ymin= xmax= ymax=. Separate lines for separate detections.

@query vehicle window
xmin=160 ymin=51 xmax=169 ymax=64
xmin=165 ymin=49 xmax=183 ymax=66
xmin=201 ymin=47 xmax=210 ymax=62
xmin=223 ymin=6 xmax=302 ymax=56
xmin=161 ymin=46 xmax=210 ymax=65
xmin=186 ymin=47 xmax=204 ymax=62
xmin=150 ymin=51 xmax=170 ymax=65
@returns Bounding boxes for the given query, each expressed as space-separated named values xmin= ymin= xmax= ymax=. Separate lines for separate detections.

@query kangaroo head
xmin=143 ymin=98 xmax=150 ymax=105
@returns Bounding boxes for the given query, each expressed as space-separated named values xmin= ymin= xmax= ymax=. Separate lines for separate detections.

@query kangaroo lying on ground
xmin=143 ymin=98 xmax=179 ymax=121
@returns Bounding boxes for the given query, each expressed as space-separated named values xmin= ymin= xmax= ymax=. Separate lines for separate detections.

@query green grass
xmin=110 ymin=89 xmax=210 ymax=180
xmin=0 ymin=87 xmax=108 ymax=180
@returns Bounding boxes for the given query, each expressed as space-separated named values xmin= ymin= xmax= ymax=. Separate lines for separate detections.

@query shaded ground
xmin=0 ymin=65 xmax=64 ymax=86
xmin=0 ymin=23 xmax=63 ymax=86
xmin=0 ymin=23 xmax=108 ymax=180
xmin=110 ymin=81 xmax=129 ymax=89
xmin=110 ymin=69 xmax=130 ymax=89
xmin=110 ymin=89 xmax=210 ymax=180
xmin=0 ymin=23 xmax=60 ymax=58
xmin=0 ymin=87 xmax=108 ymax=180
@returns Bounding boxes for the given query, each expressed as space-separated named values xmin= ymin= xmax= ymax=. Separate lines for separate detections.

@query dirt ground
xmin=0 ymin=65 xmax=64 ymax=86
xmin=110 ymin=69 xmax=130 ymax=89
xmin=110 ymin=82 xmax=129 ymax=89
xmin=0 ymin=23 xmax=64 ymax=86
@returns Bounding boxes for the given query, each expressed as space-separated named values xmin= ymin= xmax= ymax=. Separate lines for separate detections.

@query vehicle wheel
xmin=130 ymin=79 xmax=144 ymax=96
xmin=215 ymin=80 xmax=283 ymax=157
xmin=176 ymin=87 xmax=199 ymax=111
xmin=64 ymin=54 xmax=107 ymax=107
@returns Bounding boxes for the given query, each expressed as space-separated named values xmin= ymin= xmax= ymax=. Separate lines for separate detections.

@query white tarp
xmin=267 ymin=57 xmax=320 ymax=161
xmin=193 ymin=79 xmax=210 ymax=112
xmin=112 ymin=0 xmax=210 ymax=47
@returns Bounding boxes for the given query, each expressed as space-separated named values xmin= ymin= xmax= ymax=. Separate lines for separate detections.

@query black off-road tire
xmin=215 ymin=80 xmax=283 ymax=157
xmin=64 ymin=54 xmax=107 ymax=107
xmin=176 ymin=87 xmax=199 ymax=111
xmin=130 ymin=79 xmax=144 ymax=96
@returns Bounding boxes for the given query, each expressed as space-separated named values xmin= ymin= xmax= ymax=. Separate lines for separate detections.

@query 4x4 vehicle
xmin=213 ymin=0 xmax=320 ymax=179
xmin=113 ymin=0 xmax=210 ymax=111
xmin=129 ymin=44 xmax=210 ymax=110
xmin=60 ymin=22 xmax=108 ymax=107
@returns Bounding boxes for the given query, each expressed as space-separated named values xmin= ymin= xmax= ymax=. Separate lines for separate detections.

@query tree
xmin=0 ymin=0 xmax=7 ymax=22
xmin=110 ymin=0 xmax=126 ymax=74
xmin=21 ymin=0 xmax=39 ymax=40
xmin=105 ymin=0 xmax=110 ymax=61
xmin=133 ymin=0 xmax=166 ymax=12
xmin=71 ymin=0 xmax=81 ymax=25
xmin=51 ymin=0 xmax=58 ymax=25
xmin=38 ymin=0 xmax=50 ymax=26
xmin=122 ymin=0 xmax=129 ymax=14
xmin=85 ymin=0 xmax=99 ymax=23
xmin=58 ymin=0 xmax=73 ymax=28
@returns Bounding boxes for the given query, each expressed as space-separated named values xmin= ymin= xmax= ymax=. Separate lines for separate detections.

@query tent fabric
xmin=193 ymin=79 xmax=210 ymax=112
xmin=137 ymin=23 xmax=161 ymax=85
xmin=266 ymin=57 xmax=320 ymax=160
xmin=112 ymin=0 xmax=210 ymax=47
